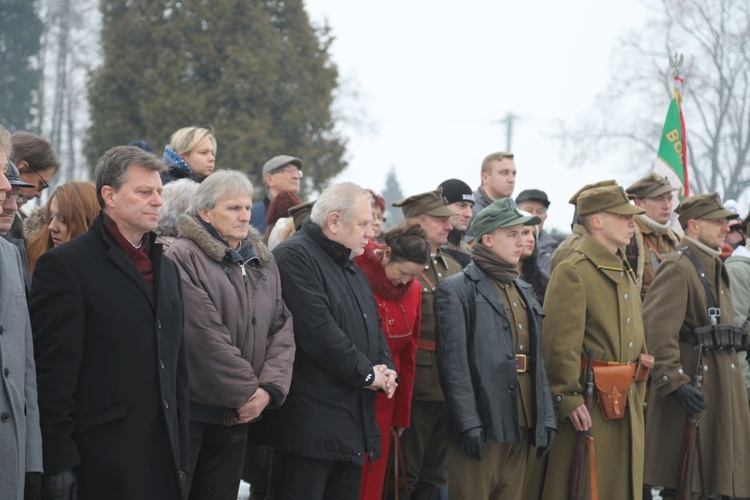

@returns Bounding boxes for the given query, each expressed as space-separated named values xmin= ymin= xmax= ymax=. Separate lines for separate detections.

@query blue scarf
xmin=162 ymin=146 xmax=191 ymax=173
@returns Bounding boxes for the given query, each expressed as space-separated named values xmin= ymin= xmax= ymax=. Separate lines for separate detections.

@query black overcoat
xmin=30 ymin=214 xmax=189 ymax=499
xmin=250 ymin=221 xmax=393 ymax=464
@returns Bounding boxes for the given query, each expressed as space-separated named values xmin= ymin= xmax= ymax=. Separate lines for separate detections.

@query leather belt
xmin=417 ymin=339 xmax=436 ymax=352
xmin=580 ymin=357 xmax=637 ymax=377
xmin=516 ymin=354 xmax=533 ymax=373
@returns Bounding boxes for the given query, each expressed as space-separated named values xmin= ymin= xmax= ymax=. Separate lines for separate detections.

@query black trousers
xmin=185 ymin=420 xmax=248 ymax=500
xmin=273 ymin=451 xmax=361 ymax=500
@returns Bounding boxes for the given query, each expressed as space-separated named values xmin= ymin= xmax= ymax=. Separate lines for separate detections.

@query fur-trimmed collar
xmin=22 ymin=207 xmax=47 ymax=240
xmin=355 ymin=240 xmax=413 ymax=301
xmin=176 ymin=214 xmax=272 ymax=266
xmin=636 ymin=214 xmax=676 ymax=238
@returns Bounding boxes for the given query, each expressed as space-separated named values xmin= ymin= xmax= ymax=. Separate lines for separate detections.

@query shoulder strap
xmin=678 ymin=246 xmax=720 ymax=322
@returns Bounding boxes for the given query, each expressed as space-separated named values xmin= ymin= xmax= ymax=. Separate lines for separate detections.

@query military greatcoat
xmin=528 ymin=234 xmax=647 ymax=500
xmin=642 ymin=237 xmax=750 ymax=497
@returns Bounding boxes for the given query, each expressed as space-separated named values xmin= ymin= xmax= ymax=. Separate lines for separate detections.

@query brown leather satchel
xmin=593 ymin=365 xmax=633 ymax=420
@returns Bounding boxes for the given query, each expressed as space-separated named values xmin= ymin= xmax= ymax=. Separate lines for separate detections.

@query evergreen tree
xmin=381 ymin=166 xmax=404 ymax=227
xmin=86 ymin=0 xmax=346 ymax=191
xmin=0 ymin=0 xmax=43 ymax=131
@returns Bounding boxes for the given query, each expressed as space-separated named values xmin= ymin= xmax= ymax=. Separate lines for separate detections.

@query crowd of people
xmin=2 ymin=122 xmax=750 ymax=500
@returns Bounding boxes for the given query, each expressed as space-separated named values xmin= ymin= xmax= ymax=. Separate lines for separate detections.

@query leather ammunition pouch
xmin=593 ymin=365 xmax=633 ymax=420
xmin=634 ymin=353 xmax=654 ymax=382
xmin=680 ymin=324 xmax=748 ymax=350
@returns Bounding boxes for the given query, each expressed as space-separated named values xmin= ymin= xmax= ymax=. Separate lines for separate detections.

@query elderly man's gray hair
xmin=157 ymin=179 xmax=200 ymax=237
xmin=310 ymin=182 xmax=373 ymax=226
xmin=187 ymin=169 xmax=254 ymax=215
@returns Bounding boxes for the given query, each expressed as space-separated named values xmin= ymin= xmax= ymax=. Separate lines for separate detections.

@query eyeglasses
xmin=378 ymin=302 xmax=412 ymax=338
xmin=20 ymin=168 xmax=49 ymax=192
xmin=272 ymin=166 xmax=303 ymax=178
xmin=12 ymin=189 xmax=24 ymax=203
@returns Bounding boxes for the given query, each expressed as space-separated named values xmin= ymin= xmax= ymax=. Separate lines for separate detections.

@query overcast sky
xmin=304 ymin=0 xmax=655 ymax=232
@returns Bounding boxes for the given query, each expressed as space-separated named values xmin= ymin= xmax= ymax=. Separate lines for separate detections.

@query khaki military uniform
xmin=397 ymin=249 xmax=461 ymax=494
xmin=642 ymin=237 xmax=750 ymax=497
xmin=526 ymin=235 xmax=647 ymax=500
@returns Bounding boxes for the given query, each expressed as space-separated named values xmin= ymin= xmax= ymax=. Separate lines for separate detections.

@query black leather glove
xmin=41 ymin=470 xmax=78 ymax=500
xmin=24 ymin=472 xmax=42 ymax=500
xmin=536 ymin=427 xmax=557 ymax=458
xmin=458 ymin=427 xmax=485 ymax=460
xmin=673 ymin=383 xmax=706 ymax=414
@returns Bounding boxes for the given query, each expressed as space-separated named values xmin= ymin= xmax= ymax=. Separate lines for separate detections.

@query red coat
xmin=356 ymin=241 xmax=421 ymax=499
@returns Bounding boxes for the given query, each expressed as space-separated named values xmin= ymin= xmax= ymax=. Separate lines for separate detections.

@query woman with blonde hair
xmin=161 ymin=126 xmax=216 ymax=184
xmin=25 ymin=181 xmax=100 ymax=276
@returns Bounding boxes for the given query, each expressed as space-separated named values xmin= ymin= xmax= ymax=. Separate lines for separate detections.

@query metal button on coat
xmin=160 ymin=360 xmax=165 ymax=369
xmin=163 ymin=400 xmax=169 ymax=409
xmin=0 ymin=412 xmax=9 ymax=422
xmin=506 ymin=354 xmax=514 ymax=360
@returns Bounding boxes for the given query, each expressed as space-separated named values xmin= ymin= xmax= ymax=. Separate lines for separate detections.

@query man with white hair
xmin=251 ymin=182 xmax=397 ymax=499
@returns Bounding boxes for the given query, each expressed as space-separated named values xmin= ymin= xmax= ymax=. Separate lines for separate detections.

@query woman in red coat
xmin=356 ymin=223 xmax=431 ymax=499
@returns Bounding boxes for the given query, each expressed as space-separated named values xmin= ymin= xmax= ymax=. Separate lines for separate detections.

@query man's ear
xmin=327 ymin=211 xmax=341 ymax=234
xmin=101 ymin=185 xmax=116 ymax=209
xmin=198 ymin=208 xmax=212 ymax=224
xmin=590 ymin=213 xmax=604 ymax=230
xmin=686 ymin=218 xmax=699 ymax=235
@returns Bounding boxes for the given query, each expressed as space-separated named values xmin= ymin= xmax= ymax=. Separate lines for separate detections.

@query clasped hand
xmin=236 ymin=387 xmax=271 ymax=424
xmin=368 ymin=364 xmax=398 ymax=398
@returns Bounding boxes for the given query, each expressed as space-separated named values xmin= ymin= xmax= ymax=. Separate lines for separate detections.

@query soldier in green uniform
xmin=434 ymin=199 xmax=556 ymax=499
xmin=642 ymin=193 xmax=750 ymax=498
xmin=528 ymin=183 xmax=649 ymax=500
xmin=390 ymin=190 xmax=462 ymax=499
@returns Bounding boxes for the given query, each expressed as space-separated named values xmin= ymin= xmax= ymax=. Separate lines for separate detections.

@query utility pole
xmin=499 ymin=112 xmax=520 ymax=152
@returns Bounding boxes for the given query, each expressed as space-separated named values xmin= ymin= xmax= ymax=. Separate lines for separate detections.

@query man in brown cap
xmin=528 ymin=182 xmax=649 ymax=500
xmin=642 ymin=193 xmax=750 ymax=499
xmin=390 ymin=190 xmax=462 ymax=499
xmin=435 ymin=198 xmax=556 ymax=499
xmin=625 ymin=173 xmax=680 ymax=300
xmin=549 ymin=179 xmax=618 ymax=272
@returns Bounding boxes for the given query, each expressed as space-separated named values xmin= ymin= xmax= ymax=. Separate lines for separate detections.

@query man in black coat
xmin=30 ymin=146 xmax=189 ymax=499
xmin=434 ymin=198 xmax=556 ymax=499
xmin=251 ymin=182 xmax=397 ymax=499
